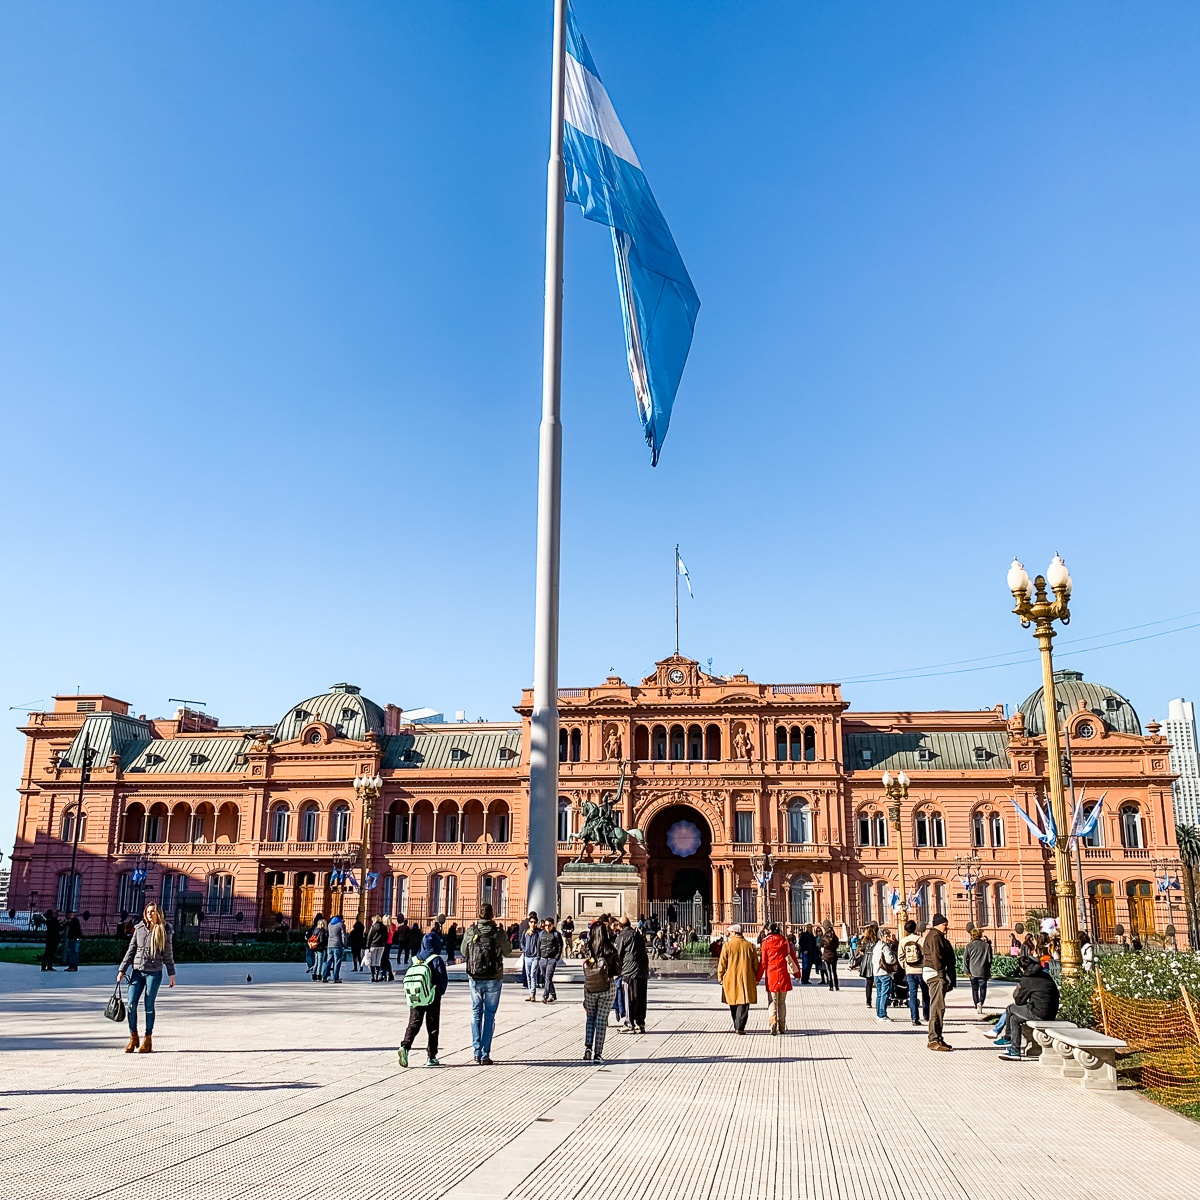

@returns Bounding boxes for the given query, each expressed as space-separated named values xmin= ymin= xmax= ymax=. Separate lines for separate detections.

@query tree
xmin=1176 ymin=824 xmax=1200 ymax=949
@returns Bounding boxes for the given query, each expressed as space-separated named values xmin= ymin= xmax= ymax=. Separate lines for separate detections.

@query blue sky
xmin=3 ymin=2 xmax=1200 ymax=848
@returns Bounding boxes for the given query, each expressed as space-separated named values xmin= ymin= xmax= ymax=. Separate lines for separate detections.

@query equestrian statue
xmin=570 ymin=760 xmax=645 ymax=863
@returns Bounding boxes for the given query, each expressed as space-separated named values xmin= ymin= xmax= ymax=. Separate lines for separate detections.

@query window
xmin=857 ymin=813 xmax=872 ymax=847
xmin=206 ymin=873 xmax=233 ymax=914
xmin=481 ymin=874 xmax=509 ymax=917
xmin=734 ymin=811 xmax=755 ymax=844
xmin=341 ymin=706 xmax=356 ymax=724
xmin=862 ymin=747 xmax=873 ymax=763
xmin=559 ymin=729 xmax=568 ymax=762
xmin=490 ymin=806 xmax=512 ymax=844
xmin=652 ymin=726 xmax=667 ymax=760
xmin=669 ymin=725 xmax=685 ymax=760
xmin=1082 ymin=803 xmax=1103 ymax=848
xmin=989 ymin=814 xmax=1004 ymax=848
xmin=56 ymin=872 xmax=81 ymax=912
xmin=786 ymin=799 xmax=812 ymax=845
xmin=974 ymin=746 xmax=988 ymax=762
xmin=972 ymin=813 xmax=985 ymax=848
xmin=992 ymin=882 xmax=1008 ymax=925
xmin=144 ymin=809 xmax=164 ymax=843
xmin=451 ymin=747 xmax=468 ymax=762
xmin=443 ymin=810 xmax=460 ymax=842
xmin=776 ymin=727 xmax=788 ymax=761
xmin=688 ymin=725 xmax=703 ymax=760
xmin=860 ymin=880 xmax=873 ymax=924
xmin=382 ymin=875 xmax=395 ymax=916
xmin=1120 ymin=805 xmax=1144 ymax=849
xmin=873 ymin=814 xmax=888 ymax=847
xmin=915 ymin=813 xmax=930 ymax=848
xmin=189 ymin=752 xmax=207 ymax=766
xmin=931 ymin=813 xmax=946 ymax=848
xmin=269 ymin=806 xmax=290 ymax=843
xmin=160 ymin=873 xmax=177 ymax=913
xmin=734 ymin=887 xmax=758 ymax=924
xmin=569 ymin=728 xmax=582 ymax=762
xmin=1076 ymin=721 xmax=1095 ymax=739
xmin=876 ymin=880 xmax=889 ymax=920
xmin=789 ymin=726 xmax=803 ymax=762
xmin=499 ymin=746 xmax=517 ymax=761
xmin=60 ymin=808 xmax=86 ymax=843
xmin=429 ymin=873 xmax=457 ymax=917
xmin=557 ymin=799 xmax=571 ymax=843
xmin=705 ymin=725 xmax=722 ymax=760
xmin=395 ymin=874 xmax=409 ymax=917
xmin=932 ymin=880 xmax=947 ymax=915
xmin=331 ymin=803 xmax=351 ymax=843
xmin=634 ymin=725 xmax=650 ymax=760
xmin=299 ymin=805 xmax=319 ymax=844
xmin=307 ymin=730 xmax=322 ymax=745
xmin=917 ymin=747 xmax=933 ymax=763
xmin=1089 ymin=880 xmax=1116 ymax=940
xmin=788 ymin=875 xmax=814 ymax=924
xmin=804 ymin=726 xmax=816 ymax=761
xmin=912 ymin=882 xmax=929 ymax=925
xmin=1105 ymin=697 xmax=1120 ymax=712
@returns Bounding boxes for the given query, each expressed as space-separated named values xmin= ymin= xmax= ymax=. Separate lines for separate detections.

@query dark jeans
xmin=800 ymin=952 xmax=813 ymax=984
xmin=41 ymin=938 xmax=59 ymax=970
xmin=906 ymin=973 xmax=930 ymax=1021
xmin=825 ymin=959 xmax=839 ymax=990
xmin=381 ymin=946 xmax=393 ymax=980
xmin=729 ymin=1003 xmax=749 ymax=1032
xmin=67 ymin=939 xmax=81 ymax=969
xmin=927 ymin=974 xmax=947 ymax=1044
xmin=127 ymin=968 xmax=164 ymax=1035
xmin=863 ymin=975 xmax=874 ymax=1006
xmin=622 ymin=977 xmax=647 ymax=1028
xmin=970 ymin=977 xmax=989 ymax=1007
xmin=402 ymin=995 xmax=441 ymax=1058
xmin=536 ymin=957 xmax=558 ymax=1000
xmin=1005 ymin=1002 xmax=1038 ymax=1054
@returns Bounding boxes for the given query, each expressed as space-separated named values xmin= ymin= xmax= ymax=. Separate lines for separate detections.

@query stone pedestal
xmin=557 ymin=862 xmax=641 ymax=920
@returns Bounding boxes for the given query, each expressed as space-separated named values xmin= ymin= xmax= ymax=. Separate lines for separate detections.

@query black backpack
xmin=465 ymin=923 xmax=502 ymax=979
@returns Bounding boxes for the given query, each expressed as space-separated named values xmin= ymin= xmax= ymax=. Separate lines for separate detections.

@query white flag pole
xmin=528 ymin=0 xmax=567 ymax=921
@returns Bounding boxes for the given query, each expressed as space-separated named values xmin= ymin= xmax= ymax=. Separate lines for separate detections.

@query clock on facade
xmin=668 ymin=668 xmax=686 ymax=684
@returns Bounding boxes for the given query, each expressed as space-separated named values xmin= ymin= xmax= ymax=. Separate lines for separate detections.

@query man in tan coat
xmin=717 ymin=924 xmax=759 ymax=1034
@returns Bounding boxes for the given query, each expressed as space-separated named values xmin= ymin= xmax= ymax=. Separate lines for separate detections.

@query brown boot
xmin=138 ymin=1034 xmax=153 ymax=1054
xmin=124 ymin=1033 xmax=140 ymax=1053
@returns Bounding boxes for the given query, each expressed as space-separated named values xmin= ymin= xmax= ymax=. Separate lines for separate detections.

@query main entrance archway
xmin=644 ymin=804 xmax=713 ymax=903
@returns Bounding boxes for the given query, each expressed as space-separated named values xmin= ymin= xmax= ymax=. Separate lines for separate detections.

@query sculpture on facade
xmin=603 ymin=726 xmax=621 ymax=761
xmin=733 ymin=726 xmax=754 ymax=761
xmin=571 ymin=760 xmax=645 ymax=863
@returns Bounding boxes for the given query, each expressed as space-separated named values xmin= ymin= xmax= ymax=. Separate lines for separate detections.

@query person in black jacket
xmin=797 ymin=925 xmax=818 ymax=985
xmin=997 ymin=956 xmax=1059 ymax=1060
xmin=535 ymin=918 xmax=564 ymax=1002
xmin=614 ymin=916 xmax=650 ymax=1033
xmin=41 ymin=909 xmax=61 ymax=971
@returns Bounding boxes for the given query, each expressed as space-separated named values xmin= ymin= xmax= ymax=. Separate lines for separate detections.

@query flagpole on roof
xmin=527 ymin=0 xmax=568 ymax=922
xmin=675 ymin=544 xmax=680 ymax=656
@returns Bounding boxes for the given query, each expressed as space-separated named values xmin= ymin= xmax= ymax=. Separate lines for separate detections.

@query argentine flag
xmin=563 ymin=4 xmax=700 ymax=466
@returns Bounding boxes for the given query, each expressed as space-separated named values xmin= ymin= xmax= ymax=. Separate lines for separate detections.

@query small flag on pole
xmin=677 ymin=548 xmax=693 ymax=598
xmin=562 ymin=3 xmax=701 ymax=465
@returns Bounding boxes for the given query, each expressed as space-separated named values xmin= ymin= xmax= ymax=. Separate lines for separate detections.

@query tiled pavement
xmin=2 ymin=961 xmax=1198 ymax=1199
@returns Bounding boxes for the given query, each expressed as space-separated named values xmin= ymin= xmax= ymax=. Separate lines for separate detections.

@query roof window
xmin=974 ymin=747 xmax=988 ymax=762
xmin=293 ymin=708 xmax=311 ymax=723
xmin=861 ymin=747 xmax=873 ymax=763
xmin=341 ymin=707 xmax=357 ymax=723
xmin=189 ymin=752 xmax=208 ymax=766
xmin=499 ymin=747 xmax=517 ymax=761
xmin=1105 ymin=697 xmax=1120 ymax=712
xmin=917 ymin=747 xmax=934 ymax=763
xmin=450 ymin=747 xmax=469 ymax=762
xmin=144 ymin=753 xmax=163 ymax=766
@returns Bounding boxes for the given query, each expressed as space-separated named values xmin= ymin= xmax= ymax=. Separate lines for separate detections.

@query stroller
xmin=887 ymin=970 xmax=910 ymax=1011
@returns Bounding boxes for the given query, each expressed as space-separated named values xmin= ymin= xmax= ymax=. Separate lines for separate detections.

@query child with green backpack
xmin=398 ymin=934 xmax=449 ymax=1068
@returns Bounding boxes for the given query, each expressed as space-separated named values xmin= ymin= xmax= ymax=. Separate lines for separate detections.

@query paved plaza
xmin=2 ymin=962 xmax=1199 ymax=1200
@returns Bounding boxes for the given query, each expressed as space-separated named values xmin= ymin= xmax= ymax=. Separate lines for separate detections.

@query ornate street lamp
xmin=955 ymin=853 xmax=981 ymax=928
xmin=883 ymin=769 xmax=911 ymax=921
xmin=1007 ymin=554 xmax=1083 ymax=979
xmin=353 ymin=773 xmax=383 ymax=923
xmin=750 ymin=850 xmax=774 ymax=927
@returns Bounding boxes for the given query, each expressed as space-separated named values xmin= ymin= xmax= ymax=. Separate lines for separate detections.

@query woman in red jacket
xmin=756 ymin=922 xmax=802 ymax=1035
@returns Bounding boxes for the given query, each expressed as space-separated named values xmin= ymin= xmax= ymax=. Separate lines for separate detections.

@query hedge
xmin=1 ymin=938 xmax=309 ymax=965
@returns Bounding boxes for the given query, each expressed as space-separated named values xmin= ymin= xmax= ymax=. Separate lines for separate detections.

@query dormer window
xmin=145 ymin=753 xmax=163 ymax=766
xmin=499 ymin=746 xmax=517 ymax=761
xmin=1105 ymin=697 xmax=1119 ymax=712
xmin=450 ymin=747 xmax=468 ymax=762
xmin=861 ymin=747 xmax=873 ymax=763
xmin=293 ymin=708 xmax=311 ymax=723
xmin=400 ymin=749 xmax=414 ymax=763
xmin=917 ymin=747 xmax=934 ymax=763
xmin=974 ymin=747 xmax=988 ymax=762
xmin=189 ymin=752 xmax=207 ymax=767
xmin=341 ymin=707 xmax=357 ymax=723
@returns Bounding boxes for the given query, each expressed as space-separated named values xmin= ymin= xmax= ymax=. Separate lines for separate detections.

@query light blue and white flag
xmin=889 ymin=888 xmax=902 ymax=913
xmin=1068 ymin=791 xmax=1105 ymax=844
xmin=1008 ymin=796 xmax=1055 ymax=847
xmin=563 ymin=3 xmax=700 ymax=465
xmin=676 ymin=548 xmax=693 ymax=597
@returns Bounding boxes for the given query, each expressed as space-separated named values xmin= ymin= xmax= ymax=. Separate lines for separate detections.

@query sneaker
xmin=594 ymin=1054 xmax=604 ymax=1064
xmin=426 ymin=1057 xmax=441 ymax=1067
xmin=993 ymin=1037 xmax=1010 ymax=1047
xmin=976 ymin=1003 xmax=984 ymax=1016
xmin=928 ymin=1042 xmax=954 ymax=1052
xmin=912 ymin=1019 xmax=921 ymax=1027
xmin=583 ymin=1047 xmax=593 ymax=1060
xmin=876 ymin=1015 xmax=889 ymax=1022
xmin=997 ymin=1051 xmax=1023 ymax=1061
xmin=481 ymin=1056 xmax=495 ymax=1065
xmin=398 ymin=1047 xmax=409 ymax=1068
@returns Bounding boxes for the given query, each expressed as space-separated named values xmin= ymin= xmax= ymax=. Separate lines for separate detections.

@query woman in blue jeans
xmin=117 ymin=902 xmax=176 ymax=1053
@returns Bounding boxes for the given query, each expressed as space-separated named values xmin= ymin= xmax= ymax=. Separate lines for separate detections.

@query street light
xmin=353 ymin=773 xmax=383 ymax=923
xmin=1152 ymin=857 xmax=1182 ymax=948
xmin=750 ymin=850 xmax=774 ymax=928
xmin=955 ymin=853 xmax=981 ymax=928
xmin=1008 ymin=554 xmax=1083 ymax=979
xmin=883 ymin=769 xmax=911 ymax=922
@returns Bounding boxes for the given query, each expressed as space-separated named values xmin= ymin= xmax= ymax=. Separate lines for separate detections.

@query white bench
xmin=1018 ymin=1020 xmax=1128 ymax=1090
xmin=1024 ymin=1019 xmax=1082 ymax=1068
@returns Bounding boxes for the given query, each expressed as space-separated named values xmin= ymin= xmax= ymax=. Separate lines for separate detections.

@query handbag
xmin=104 ymin=983 xmax=126 ymax=1023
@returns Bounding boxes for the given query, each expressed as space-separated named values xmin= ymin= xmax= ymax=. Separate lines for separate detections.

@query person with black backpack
xmin=398 ymin=932 xmax=449 ymax=1069
xmin=461 ymin=903 xmax=507 ymax=1065
xmin=581 ymin=915 xmax=620 ymax=1062
xmin=898 ymin=919 xmax=929 ymax=1026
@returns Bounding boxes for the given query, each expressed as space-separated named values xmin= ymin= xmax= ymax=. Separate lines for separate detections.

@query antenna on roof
xmin=169 ymin=698 xmax=207 ymax=707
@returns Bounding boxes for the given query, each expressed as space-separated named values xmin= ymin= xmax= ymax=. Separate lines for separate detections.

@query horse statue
xmin=569 ymin=760 xmax=645 ymax=863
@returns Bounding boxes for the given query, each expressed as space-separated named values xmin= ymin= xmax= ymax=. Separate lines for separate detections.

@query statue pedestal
xmin=557 ymin=862 xmax=641 ymax=921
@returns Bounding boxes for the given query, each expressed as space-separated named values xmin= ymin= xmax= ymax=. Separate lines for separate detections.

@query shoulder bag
xmin=104 ymin=983 xmax=126 ymax=1023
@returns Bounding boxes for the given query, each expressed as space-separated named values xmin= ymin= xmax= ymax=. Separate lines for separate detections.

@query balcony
xmin=116 ymin=842 xmax=234 ymax=857
xmin=1083 ymin=847 xmax=1153 ymax=861
xmin=382 ymin=841 xmax=512 ymax=857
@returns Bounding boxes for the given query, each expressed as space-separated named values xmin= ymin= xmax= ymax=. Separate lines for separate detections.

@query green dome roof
xmin=275 ymin=683 xmax=386 ymax=743
xmin=1018 ymin=670 xmax=1140 ymax=737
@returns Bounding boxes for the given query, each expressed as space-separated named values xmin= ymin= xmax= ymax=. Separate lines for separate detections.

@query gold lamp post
xmin=353 ymin=773 xmax=383 ymax=923
xmin=1007 ymin=554 xmax=1082 ymax=979
xmin=882 ymin=769 xmax=910 ymax=922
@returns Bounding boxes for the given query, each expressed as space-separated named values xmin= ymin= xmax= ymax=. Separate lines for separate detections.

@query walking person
xmin=798 ymin=924 xmax=817 ymax=985
xmin=381 ymin=918 xmax=396 ymax=981
xmin=366 ymin=915 xmax=387 ymax=981
xmin=819 ymin=922 xmax=841 ymax=992
xmin=398 ymin=932 xmax=449 ymax=1069
xmin=898 ymin=919 xmax=929 ymax=1026
xmin=871 ymin=928 xmax=899 ymax=1021
xmin=717 ymin=924 xmax=759 ymax=1034
xmin=40 ymin=909 xmax=61 ymax=971
xmin=462 ymin=903 xmax=507 ymax=1065
xmin=963 ymin=927 xmax=993 ymax=1016
xmin=615 ymin=915 xmax=649 ymax=1033
xmin=520 ymin=912 xmax=541 ymax=1002
xmin=304 ymin=912 xmax=324 ymax=976
xmin=445 ymin=921 xmax=461 ymax=964
xmin=756 ymin=922 xmax=801 ymax=1035
xmin=349 ymin=918 xmax=365 ymax=972
xmin=536 ymin=917 xmax=564 ymax=1003
xmin=855 ymin=923 xmax=879 ymax=1007
xmin=65 ymin=911 xmax=83 ymax=971
xmin=921 ymin=913 xmax=957 ymax=1051
xmin=561 ymin=914 xmax=576 ymax=956
xmin=116 ymin=902 xmax=176 ymax=1053
xmin=581 ymin=915 xmax=620 ymax=1061
xmin=392 ymin=915 xmax=410 ymax=967
xmin=322 ymin=915 xmax=347 ymax=982
xmin=309 ymin=918 xmax=328 ymax=983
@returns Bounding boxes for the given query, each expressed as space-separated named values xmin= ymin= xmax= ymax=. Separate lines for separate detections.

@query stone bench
xmin=1025 ymin=1020 xmax=1127 ymax=1091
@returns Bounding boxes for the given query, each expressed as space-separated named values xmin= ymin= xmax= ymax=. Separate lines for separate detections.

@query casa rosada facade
xmin=7 ymin=657 xmax=1188 ymax=944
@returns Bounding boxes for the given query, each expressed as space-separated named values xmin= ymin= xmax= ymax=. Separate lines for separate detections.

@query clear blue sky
xmin=4 ymin=2 xmax=1200 ymax=849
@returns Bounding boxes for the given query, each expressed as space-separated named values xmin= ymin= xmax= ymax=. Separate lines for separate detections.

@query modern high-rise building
xmin=1163 ymin=698 xmax=1200 ymax=830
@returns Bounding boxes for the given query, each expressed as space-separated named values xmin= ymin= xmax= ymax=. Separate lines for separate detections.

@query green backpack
xmin=404 ymin=957 xmax=436 ymax=1008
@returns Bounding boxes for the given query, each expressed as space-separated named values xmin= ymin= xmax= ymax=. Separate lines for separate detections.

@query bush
xmin=1094 ymin=950 xmax=1200 ymax=1002
xmin=73 ymin=938 xmax=307 ymax=965
xmin=1057 ymin=971 xmax=1096 ymax=1027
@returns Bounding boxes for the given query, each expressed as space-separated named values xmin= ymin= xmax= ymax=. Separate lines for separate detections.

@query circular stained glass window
xmin=666 ymin=820 xmax=702 ymax=857
xmin=1076 ymin=721 xmax=1095 ymax=739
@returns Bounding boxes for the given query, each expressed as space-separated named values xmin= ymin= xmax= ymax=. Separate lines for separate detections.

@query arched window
xmin=481 ymin=874 xmax=509 ymax=917
xmin=395 ymin=874 xmax=409 ymax=917
xmin=117 ymin=870 xmax=146 ymax=917
xmin=860 ymin=880 xmax=873 ymax=923
xmin=269 ymin=804 xmax=290 ymax=843
xmin=56 ymin=871 xmax=81 ymax=912
xmin=788 ymin=875 xmax=814 ymax=924
xmin=914 ymin=813 xmax=930 ymax=848
xmin=386 ymin=801 xmax=409 ymax=843
xmin=557 ymin=798 xmax=571 ymax=842
xmin=429 ymin=873 xmax=457 ymax=917
xmin=977 ymin=880 xmax=990 ymax=925
xmin=1082 ymin=803 xmax=1104 ymax=848
xmin=876 ymin=880 xmax=889 ymax=920
xmin=931 ymin=813 xmax=946 ymax=848
xmin=489 ymin=801 xmax=511 ymax=844
xmin=122 ymin=803 xmax=145 ymax=844
xmin=873 ymin=814 xmax=888 ymax=847
xmin=932 ymin=880 xmax=947 ymax=915
xmin=634 ymin=725 xmax=650 ymax=760
xmin=206 ymin=873 xmax=233 ymax=914
xmin=570 ymin=728 xmax=582 ymax=762
xmin=992 ymin=882 xmax=1007 ymax=925
xmin=857 ymin=812 xmax=872 ymax=846
xmin=989 ymin=814 xmax=1004 ymax=848
xmin=971 ymin=812 xmax=985 ymax=848
xmin=705 ymin=724 xmax=721 ymax=760
xmin=559 ymin=729 xmax=568 ymax=762
xmin=687 ymin=725 xmax=703 ymax=760
xmin=1127 ymin=879 xmax=1155 ymax=938
xmin=912 ymin=882 xmax=929 ymax=925
xmin=669 ymin=725 xmax=685 ymax=760
xmin=1089 ymin=879 xmax=1116 ymax=940
xmin=382 ymin=875 xmax=395 ymax=916
xmin=145 ymin=804 xmax=167 ymax=844
xmin=299 ymin=804 xmax=319 ymax=844
xmin=331 ymin=803 xmax=351 ymax=843
xmin=776 ymin=727 xmax=788 ymax=761
xmin=60 ymin=808 xmax=87 ymax=843
xmin=652 ymin=725 xmax=667 ymax=760
xmin=1120 ymin=805 xmax=1144 ymax=849
xmin=440 ymin=804 xmax=460 ymax=843
xmin=804 ymin=726 xmax=816 ymax=761
xmin=787 ymin=799 xmax=812 ymax=845
xmin=265 ymin=871 xmax=285 ymax=918
xmin=789 ymin=727 xmax=803 ymax=762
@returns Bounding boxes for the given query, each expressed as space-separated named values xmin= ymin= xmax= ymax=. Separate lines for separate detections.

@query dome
xmin=275 ymin=683 xmax=386 ymax=743
xmin=1018 ymin=670 xmax=1141 ymax=737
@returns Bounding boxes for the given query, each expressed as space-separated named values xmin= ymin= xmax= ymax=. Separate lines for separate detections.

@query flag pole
xmin=528 ymin=0 xmax=567 ymax=922
xmin=674 ymin=544 xmax=680 ymax=656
